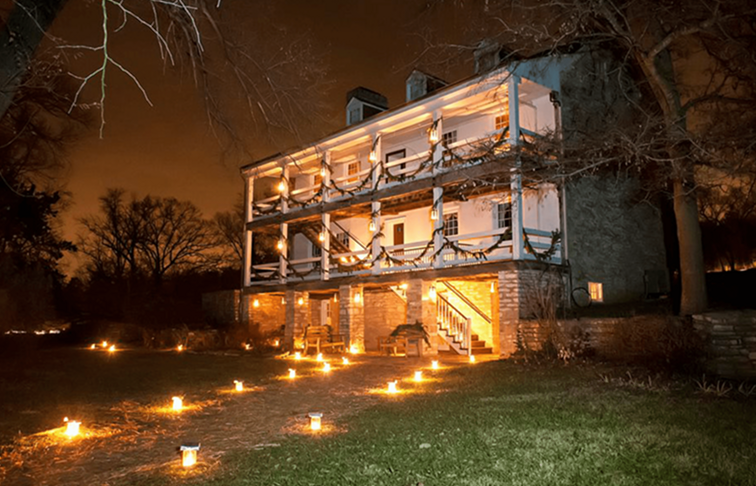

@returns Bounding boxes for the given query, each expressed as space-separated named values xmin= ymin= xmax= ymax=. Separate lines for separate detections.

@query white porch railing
xmin=437 ymin=294 xmax=472 ymax=355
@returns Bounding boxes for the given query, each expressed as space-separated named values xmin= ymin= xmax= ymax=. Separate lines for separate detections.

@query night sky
xmin=50 ymin=0 xmax=458 ymax=275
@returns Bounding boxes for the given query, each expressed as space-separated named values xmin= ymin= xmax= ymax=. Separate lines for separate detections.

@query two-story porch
xmin=241 ymin=65 xmax=566 ymax=358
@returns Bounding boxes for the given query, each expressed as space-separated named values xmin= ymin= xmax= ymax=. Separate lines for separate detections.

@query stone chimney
xmin=346 ymin=87 xmax=388 ymax=126
xmin=405 ymin=70 xmax=448 ymax=102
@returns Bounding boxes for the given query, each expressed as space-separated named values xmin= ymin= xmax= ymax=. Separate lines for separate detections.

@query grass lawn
xmin=195 ymin=362 xmax=756 ymax=486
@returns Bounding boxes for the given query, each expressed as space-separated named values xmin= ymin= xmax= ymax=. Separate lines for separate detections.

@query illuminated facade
xmin=240 ymin=48 xmax=667 ymax=357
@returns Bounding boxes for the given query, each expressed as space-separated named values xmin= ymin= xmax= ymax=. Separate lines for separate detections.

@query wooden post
xmin=371 ymin=200 xmax=382 ymax=275
xmin=279 ymin=164 xmax=289 ymax=283
xmin=432 ymin=186 xmax=444 ymax=268
xmin=242 ymin=174 xmax=254 ymax=288
xmin=508 ymin=76 xmax=524 ymax=260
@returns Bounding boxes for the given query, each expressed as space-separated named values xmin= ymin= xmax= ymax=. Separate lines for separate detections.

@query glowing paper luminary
xmin=234 ymin=380 xmax=243 ymax=392
xmin=90 ymin=344 xmax=96 ymax=350
xmin=349 ymin=345 xmax=359 ymax=354
xmin=244 ymin=343 xmax=251 ymax=351
xmin=294 ymin=352 xmax=302 ymax=360
xmin=177 ymin=344 xmax=184 ymax=352
xmin=101 ymin=340 xmax=108 ymax=348
xmin=316 ymin=353 xmax=323 ymax=362
xmin=308 ymin=412 xmax=323 ymax=431
xmin=172 ymin=396 xmax=183 ymax=411
xmin=63 ymin=417 xmax=80 ymax=437
xmin=180 ymin=443 xmax=200 ymax=467
xmin=342 ymin=357 xmax=349 ymax=365
xmin=414 ymin=371 xmax=423 ymax=382
xmin=469 ymin=354 xmax=477 ymax=364
xmin=387 ymin=380 xmax=398 ymax=394
xmin=431 ymin=360 xmax=439 ymax=370
xmin=108 ymin=345 xmax=116 ymax=353
xmin=322 ymin=363 xmax=331 ymax=372
xmin=288 ymin=368 xmax=296 ymax=379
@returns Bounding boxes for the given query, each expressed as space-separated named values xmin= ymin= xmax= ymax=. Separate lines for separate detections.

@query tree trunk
xmin=673 ymin=178 xmax=708 ymax=315
xmin=0 ymin=0 xmax=69 ymax=119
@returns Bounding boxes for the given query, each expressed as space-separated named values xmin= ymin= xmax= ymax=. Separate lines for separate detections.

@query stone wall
xmin=364 ymin=289 xmax=407 ymax=351
xmin=564 ymin=176 xmax=667 ymax=304
xmin=245 ymin=293 xmax=285 ymax=336
xmin=693 ymin=311 xmax=756 ymax=379
xmin=202 ymin=290 xmax=240 ymax=327
xmin=284 ymin=291 xmax=310 ymax=349
xmin=339 ymin=285 xmax=365 ymax=352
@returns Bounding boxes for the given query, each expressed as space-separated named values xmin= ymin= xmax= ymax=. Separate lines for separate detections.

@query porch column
xmin=498 ymin=269 xmax=520 ymax=357
xmin=321 ymin=212 xmax=330 ymax=280
xmin=339 ymin=284 xmax=365 ymax=352
xmin=431 ymin=110 xmax=443 ymax=172
xmin=508 ymin=76 xmax=524 ymax=261
xmin=242 ymin=175 xmax=254 ymax=287
xmin=284 ymin=290 xmax=310 ymax=351
xmin=371 ymin=201 xmax=382 ymax=275
xmin=432 ymin=186 xmax=444 ymax=268
xmin=279 ymin=164 xmax=289 ymax=283
xmin=406 ymin=279 xmax=438 ymax=355
xmin=490 ymin=280 xmax=501 ymax=354
xmin=371 ymin=134 xmax=383 ymax=190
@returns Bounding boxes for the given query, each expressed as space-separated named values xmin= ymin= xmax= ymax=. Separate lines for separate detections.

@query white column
xmin=321 ymin=212 xmax=330 ymax=280
xmin=432 ymin=186 xmax=444 ymax=268
xmin=431 ymin=111 xmax=443 ymax=173
xmin=371 ymin=134 xmax=382 ymax=190
xmin=322 ymin=151 xmax=332 ymax=203
xmin=279 ymin=164 xmax=289 ymax=283
xmin=371 ymin=200 xmax=382 ymax=275
xmin=242 ymin=175 xmax=254 ymax=287
xmin=508 ymin=76 xmax=524 ymax=260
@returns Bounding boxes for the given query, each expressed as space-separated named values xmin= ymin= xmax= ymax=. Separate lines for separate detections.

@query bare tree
xmin=419 ymin=0 xmax=756 ymax=315
xmin=212 ymin=196 xmax=245 ymax=268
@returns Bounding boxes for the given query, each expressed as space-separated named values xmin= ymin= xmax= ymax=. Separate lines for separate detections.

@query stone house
xmin=239 ymin=46 xmax=667 ymax=357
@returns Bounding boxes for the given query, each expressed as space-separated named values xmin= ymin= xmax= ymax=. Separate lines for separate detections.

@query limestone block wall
xmin=564 ymin=176 xmax=667 ymax=304
xmin=693 ymin=311 xmax=756 ymax=379
xmin=406 ymin=279 xmax=438 ymax=354
xmin=339 ymin=285 xmax=365 ymax=351
xmin=364 ymin=289 xmax=406 ymax=351
xmin=284 ymin=291 xmax=310 ymax=349
xmin=245 ymin=293 xmax=285 ymax=336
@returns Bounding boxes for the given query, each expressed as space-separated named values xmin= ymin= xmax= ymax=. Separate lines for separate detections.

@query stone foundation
xmin=693 ymin=311 xmax=756 ymax=379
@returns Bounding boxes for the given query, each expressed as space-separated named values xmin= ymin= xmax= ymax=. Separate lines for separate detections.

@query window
xmin=588 ymin=282 xmax=604 ymax=303
xmin=495 ymin=114 xmax=508 ymax=131
xmin=348 ymin=107 xmax=361 ymax=125
xmin=496 ymin=201 xmax=512 ymax=229
xmin=312 ymin=242 xmax=322 ymax=258
xmin=335 ymin=232 xmax=349 ymax=249
xmin=347 ymin=161 xmax=359 ymax=183
xmin=442 ymin=130 xmax=457 ymax=146
xmin=443 ymin=212 xmax=459 ymax=237
xmin=314 ymin=173 xmax=322 ymax=188
xmin=385 ymin=149 xmax=407 ymax=172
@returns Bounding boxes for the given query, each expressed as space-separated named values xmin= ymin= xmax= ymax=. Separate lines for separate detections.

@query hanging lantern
xmin=277 ymin=239 xmax=285 ymax=251
xmin=428 ymin=286 xmax=437 ymax=302
xmin=414 ymin=370 xmax=423 ymax=382
xmin=308 ymin=412 xmax=323 ymax=431
xmin=430 ymin=208 xmax=439 ymax=221
xmin=318 ymin=231 xmax=326 ymax=242
xmin=180 ymin=443 xmax=200 ymax=467
xmin=172 ymin=396 xmax=183 ymax=411
xmin=387 ymin=380 xmax=398 ymax=394
xmin=490 ymin=281 xmax=496 ymax=293
xmin=277 ymin=179 xmax=286 ymax=192
xmin=320 ymin=167 xmax=326 ymax=177
xmin=429 ymin=126 xmax=439 ymax=143
xmin=63 ymin=417 xmax=80 ymax=437
xmin=253 ymin=299 xmax=260 ymax=308
xmin=431 ymin=360 xmax=439 ymax=370
xmin=369 ymin=219 xmax=376 ymax=232
xmin=288 ymin=368 xmax=296 ymax=379
xmin=234 ymin=380 xmax=243 ymax=392
xmin=369 ymin=150 xmax=378 ymax=163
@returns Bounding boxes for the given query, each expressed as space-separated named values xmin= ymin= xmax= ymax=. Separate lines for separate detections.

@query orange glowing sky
xmin=47 ymin=0 xmax=466 ymax=275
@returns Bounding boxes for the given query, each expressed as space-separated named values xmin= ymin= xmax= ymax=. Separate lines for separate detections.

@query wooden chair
xmin=303 ymin=325 xmax=345 ymax=355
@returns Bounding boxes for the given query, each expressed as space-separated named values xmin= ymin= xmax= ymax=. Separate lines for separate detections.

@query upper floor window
xmin=348 ymin=107 xmax=361 ymax=125
xmin=443 ymin=212 xmax=459 ymax=237
xmin=386 ymin=149 xmax=407 ymax=172
xmin=347 ymin=162 xmax=359 ymax=183
xmin=495 ymin=114 xmax=508 ymax=132
xmin=442 ymin=130 xmax=457 ymax=146
xmin=312 ymin=241 xmax=322 ymax=258
xmin=496 ymin=201 xmax=512 ymax=229
xmin=335 ymin=232 xmax=350 ymax=250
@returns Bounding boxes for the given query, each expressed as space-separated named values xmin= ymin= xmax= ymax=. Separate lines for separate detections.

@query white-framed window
xmin=496 ymin=201 xmax=512 ymax=229
xmin=495 ymin=114 xmax=508 ymax=131
xmin=312 ymin=241 xmax=322 ymax=258
xmin=443 ymin=212 xmax=459 ymax=237
xmin=386 ymin=149 xmax=407 ymax=172
xmin=589 ymin=282 xmax=604 ymax=302
xmin=347 ymin=161 xmax=359 ymax=183
xmin=442 ymin=130 xmax=457 ymax=146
